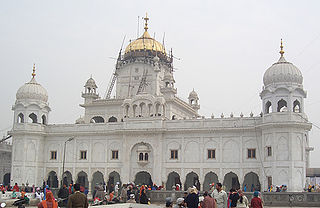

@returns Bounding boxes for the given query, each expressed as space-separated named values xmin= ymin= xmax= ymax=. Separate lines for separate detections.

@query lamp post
xmin=61 ymin=137 xmax=74 ymax=187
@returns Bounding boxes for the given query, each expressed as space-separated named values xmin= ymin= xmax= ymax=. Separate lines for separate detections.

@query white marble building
xmin=9 ymin=16 xmax=312 ymax=192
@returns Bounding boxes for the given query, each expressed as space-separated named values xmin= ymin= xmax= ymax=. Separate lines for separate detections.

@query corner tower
xmin=260 ymin=40 xmax=312 ymax=191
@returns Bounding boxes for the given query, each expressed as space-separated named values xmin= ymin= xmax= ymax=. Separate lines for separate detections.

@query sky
xmin=0 ymin=0 xmax=319 ymax=166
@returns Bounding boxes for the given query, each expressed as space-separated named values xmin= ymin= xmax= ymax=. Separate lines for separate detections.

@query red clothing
xmin=38 ymin=200 xmax=58 ymax=208
xmin=203 ymin=196 xmax=216 ymax=208
xmin=251 ymin=197 xmax=263 ymax=208
xmin=13 ymin=185 xmax=19 ymax=192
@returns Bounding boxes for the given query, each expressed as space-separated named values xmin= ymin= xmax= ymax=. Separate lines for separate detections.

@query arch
xmin=242 ymin=172 xmax=260 ymax=192
xmin=47 ymin=171 xmax=59 ymax=188
xmin=139 ymin=102 xmax=146 ymax=117
xmin=108 ymin=171 xmax=121 ymax=193
xmin=29 ymin=113 xmax=37 ymax=123
xmin=17 ymin=113 xmax=24 ymax=123
xmin=277 ymin=99 xmax=287 ymax=112
xmin=76 ymin=171 xmax=89 ymax=189
xmin=134 ymin=171 xmax=152 ymax=186
xmin=3 ymin=173 xmax=10 ymax=186
xmin=155 ymin=103 xmax=161 ymax=116
xmin=124 ymin=105 xmax=130 ymax=117
xmin=41 ymin=115 xmax=47 ymax=125
xmin=108 ymin=116 xmax=117 ymax=122
xmin=293 ymin=100 xmax=301 ymax=113
xmin=133 ymin=104 xmax=137 ymax=117
xmin=144 ymin=153 xmax=149 ymax=161
xmin=203 ymin=172 xmax=219 ymax=191
xmin=223 ymin=172 xmax=240 ymax=191
xmin=184 ymin=141 xmax=199 ymax=162
xmin=166 ymin=172 xmax=181 ymax=190
xmin=92 ymin=142 xmax=105 ymax=162
xmin=223 ymin=140 xmax=240 ymax=162
xmin=90 ymin=116 xmax=105 ymax=123
xmin=91 ymin=171 xmax=104 ymax=195
xmin=148 ymin=103 xmax=153 ymax=116
xmin=62 ymin=171 xmax=73 ymax=186
xmin=184 ymin=171 xmax=200 ymax=191
xmin=265 ymin=101 xmax=272 ymax=114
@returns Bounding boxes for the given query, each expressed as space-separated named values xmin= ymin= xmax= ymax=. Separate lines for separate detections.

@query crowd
xmin=165 ymin=183 xmax=263 ymax=208
xmin=304 ymin=184 xmax=320 ymax=192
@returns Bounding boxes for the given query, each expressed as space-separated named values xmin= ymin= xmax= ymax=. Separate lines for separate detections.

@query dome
xmin=263 ymin=41 xmax=303 ymax=86
xmin=16 ymin=77 xmax=48 ymax=102
xmin=188 ymin=89 xmax=198 ymax=99
xmin=124 ymin=31 xmax=166 ymax=55
xmin=85 ymin=77 xmax=97 ymax=88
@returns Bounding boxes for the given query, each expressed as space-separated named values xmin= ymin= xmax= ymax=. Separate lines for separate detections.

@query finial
xmin=280 ymin=39 xmax=284 ymax=57
xmin=32 ymin=63 xmax=36 ymax=78
xmin=143 ymin=13 xmax=149 ymax=32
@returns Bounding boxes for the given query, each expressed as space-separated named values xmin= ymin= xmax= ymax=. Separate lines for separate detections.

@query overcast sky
xmin=0 ymin=0 xmax=319 ymax=166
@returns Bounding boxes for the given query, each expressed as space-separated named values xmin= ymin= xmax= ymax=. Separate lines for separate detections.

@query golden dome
xmin=124 ymin=14 xmax=166 ymax=55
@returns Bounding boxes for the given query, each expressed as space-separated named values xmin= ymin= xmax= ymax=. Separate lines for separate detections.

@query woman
xmin=37 ymin=192 xmax=57 ymax=208
xmin=236 ymin=190 xmax=249 ymax=208
xmin=250 ymin=191 xmax=263 ymax=208
xmin=139 ymin=188 xmax=148 ymax=204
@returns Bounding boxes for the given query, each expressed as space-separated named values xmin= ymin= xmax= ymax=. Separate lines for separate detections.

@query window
xmin=50 ymin=151 xmax=57 ymax=160
xmin=267 ymin=146 xmax=272 ymax=156
xmin=248 ymin=149 xmax=256 ymax=159
xmin=139 ymin=153 xmax=144 ymax=161
xmin=145 ymin=153 xmax=148 ymax=161
xmin=80 ymin=151 xmax=87 ymax=160
xmin=170 ymin=150 xmax=178 ymax=159
xmin=208 ymin=149 xmax=216 ymax=159
xmin=112 ymin=150 xmax=119 ymax=160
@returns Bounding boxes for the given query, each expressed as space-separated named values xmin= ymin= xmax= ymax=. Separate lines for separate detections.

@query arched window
xmin=42 ymin=115 xmax=47 ymax=125
xmin=277 ymin=99 xmax=287 ymax=112
xmin=90 ymin=116 xmax=105 ymax=123
xmin=29 ymin=113 xmax=37 ymax=123
xmin=125 ymin=105 xmax=129 ymax=117
xmin=17 ymin=113 xmax=24 ymax=123
xmin=293 ymin=100 xmax=301 ymax=113
xmin=108 ymin=116 xmax=117 ymax=122
xmin=139 ymin=102 xmax=145 ymax=117
xmin=133 ymin=105 xmax=137 ymax=117
xmin=139 ymin=153 xmax=144 ymax=161
xmin=265 ymin=101 xmax=272 ymax=114
xmin=145 ymin=153 xmax=149 ymax=161
xmin=172 ymin=115 xmax=176 ymax=120
xmin=155 ymin=103 xmax=160 ymax=116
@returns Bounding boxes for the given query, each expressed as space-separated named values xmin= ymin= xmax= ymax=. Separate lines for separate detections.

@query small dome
xmin=85 ymin=77 xmax=97 ymax=88
xmin=188 ymin=89 xmax=198 ymax=99
xmin=263 ymin=56 xmax=303 ymax=86
xmin=16 ymin=77 xmax=48 ymax=102
xmin=153 ymin=55 xmax=160 ymax=62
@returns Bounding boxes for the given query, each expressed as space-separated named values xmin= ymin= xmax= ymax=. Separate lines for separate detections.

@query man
xmin=67 ymin=183 xmax=88 ymax=208
xmin=212 ymin=183 xmax=227 ymax=208
xmin=58 ymin=184 xmax=69 ymax=207
xmin=184 ymin=187 xmax=199 ymax=208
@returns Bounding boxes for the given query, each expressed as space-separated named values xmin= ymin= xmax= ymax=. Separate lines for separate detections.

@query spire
xmin=280 ymin=39 xmax=285 ymax=57
xmin=32 ymin=63 xmax=36 ymax=78
xmin=143 ymin=13 xmax=149 ymax=32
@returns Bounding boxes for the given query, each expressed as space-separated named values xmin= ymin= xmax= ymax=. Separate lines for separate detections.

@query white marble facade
xmin=9 ymin=21 xmax=312 ymax=192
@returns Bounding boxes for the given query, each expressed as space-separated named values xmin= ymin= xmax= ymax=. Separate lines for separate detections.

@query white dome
xmin=85 ymin=77 xmax=97 ymax=88
xmin=16 ymin=77 xmax=48 ymax=102
xmin=263 ymin=56 xmax=303 ymax=86
xmin=188 ymin=89 xmax=198 ymax=99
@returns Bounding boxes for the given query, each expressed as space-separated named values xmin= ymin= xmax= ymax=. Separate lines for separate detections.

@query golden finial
xmin=143 ymin=13 xmax=149 ymax=32
xmin=32 ymin=63 xmax=36 ymax=78
xmin=280 ymin=39 xmax=285 ymax=57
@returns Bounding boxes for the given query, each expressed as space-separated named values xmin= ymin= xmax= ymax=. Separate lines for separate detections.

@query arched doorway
xmin=243 ymin=172 xmax=261 ymax=192
xmin=223 ymin=172 xmax=240 ymax=191
xmin=134 ymin=171 xmax=152 ymax=186
xmin=184 ymin=172 xmax=200 ymax=191
xmin=108 ymin=171 xmax=121 ymax=193
xmin=47 ymin=171 xmax=59 ymax=188
xmin=62 ymin=171 xmax=73 ymax=186
xmin=92 ymin=171 xmax=104 ymax=193
xmin=3 ymin=173 xmax=10 ymax=186
xmin=76 ymin=171 xmax=89 ymax=189
xmin=166 ymin=172 xmax=181 ymax=190
xmin=203 ymin=172 xmax=219 ymax=191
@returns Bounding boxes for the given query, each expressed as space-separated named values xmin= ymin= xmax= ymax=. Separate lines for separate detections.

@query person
xmin=228 ymin=188 xmax=239 ymax=208
xmin=202 ymin=191 xmax=216 ymax=208
xmin=57 ymin=185 xmax=69 ymax=207
xmin=35 ymin=188 xmax=43 ymax=202
xmin=174 ymin=198 xmax=185 ymax=208
xmin=37 ymin=191 xmax=57 ymax=208
xmin=139 ymin=187 xmax=148 ymax=204
xmin=115 ymin=182 xmax=120 ymax=197
xmin=236 ymin=190 xmax=249 ymax=208
xmin=165 ymin=197 xmax=173 ymax=207
xmin=13 ymin=183 xmax=19 ymax=192
xmin=250 ymin=191 xmax=263 ymax=208
xmin=127 ymin=194 xmax=136 ymax=203
xmin=120 ymin=184 xmax=127 ymax=202
xmin=184 ymin=187 xmax=199 ymax=208
xmin=212 ymin=183 xmax=227 ymax=208
xmin=67 ymin=183 xmax=88 ymax=208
